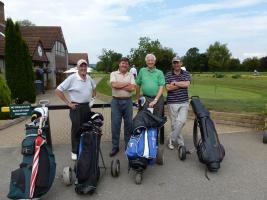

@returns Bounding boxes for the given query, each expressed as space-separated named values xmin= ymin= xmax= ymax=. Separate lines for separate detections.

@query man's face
xmin=172 ymin=61 xmax=182 ymax=71
xmin=146 ymin=56 xmax=156 ymax=69
xmin=78 ymin=63 xmax=87 ymax=76
xmin=119 ymin=61 xmax=129 ymax=73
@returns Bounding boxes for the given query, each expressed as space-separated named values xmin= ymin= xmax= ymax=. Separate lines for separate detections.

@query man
xmin=55 ymin=59 xmax=96 ymax=160
xmin=129 ymin=65 xmax=137 ymax=79
xmin=109 ymin=57 xmax=136 ymax=157
xmin=165 ymin=56 xmax=191 ymax=150
xmin=136 ymin=53 xmax=165 ymax=118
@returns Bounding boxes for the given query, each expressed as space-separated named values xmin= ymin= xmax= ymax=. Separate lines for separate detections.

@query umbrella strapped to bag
xmin=29 ymin=117 xmax=46 ymax=198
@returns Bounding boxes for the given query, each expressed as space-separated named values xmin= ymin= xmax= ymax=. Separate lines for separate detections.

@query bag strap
xmin=193 ymin=118 xmax=199 ymax=148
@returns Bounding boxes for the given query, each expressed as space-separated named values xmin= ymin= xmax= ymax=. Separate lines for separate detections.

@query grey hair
xmin=145 ymin=53 xmax=156 ymax=61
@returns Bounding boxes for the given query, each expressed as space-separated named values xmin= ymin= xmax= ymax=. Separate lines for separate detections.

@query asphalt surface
xmin=1 ymin=132 xmax=267 ymax=200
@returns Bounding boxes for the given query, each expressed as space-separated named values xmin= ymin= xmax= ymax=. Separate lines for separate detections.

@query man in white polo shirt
xmin=55 ymin=59 xmax=96 ymax=160
xmin=109 ymin=57 xmax=136 ymax=157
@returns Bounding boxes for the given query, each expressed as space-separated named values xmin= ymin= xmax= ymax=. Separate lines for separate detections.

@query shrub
xmin=213 ymin=73 xmax=225 ymax=78
xmin=0 ymin=75 xmax=12 ymax=119
xmin=232 ymin=74 xmax=241 ymax=79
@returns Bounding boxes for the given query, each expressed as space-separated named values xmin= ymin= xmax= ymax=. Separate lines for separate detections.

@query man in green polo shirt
xmin=136 ymin=53 xmax=165 ymax=117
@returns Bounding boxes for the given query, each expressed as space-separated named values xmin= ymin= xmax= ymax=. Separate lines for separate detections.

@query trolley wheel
xmin=178 ymin=146 xmax=186 ymax=161
xmin=62 ymin=166 xmax=73 ymax=186
xmin=135 ymin=173 xmax=142 ymax=185
xmin=263 ymin=130 xmax=267 ymax=144
xmin=111 ymin=159 xmax=120 ymax=177
xmin=156 ymin=145 xmax=164 ymax=165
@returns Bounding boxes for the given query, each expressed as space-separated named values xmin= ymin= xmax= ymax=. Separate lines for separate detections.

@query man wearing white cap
xmin=55 ymin=59 xmax=96 ymax=160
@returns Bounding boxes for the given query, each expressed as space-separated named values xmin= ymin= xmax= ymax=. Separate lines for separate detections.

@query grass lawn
xmin=96 ymin=73 xmax=267 ymax=114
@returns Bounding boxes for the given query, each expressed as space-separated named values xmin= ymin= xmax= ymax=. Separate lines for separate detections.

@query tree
xmin=96 ymin=49 xmax=122 ymax=72
xmin=226 ymin=58 xmax=241 ymax=71
xmin=17 ymin=19 xmax=35 ymax=26
xmin=242 ymin=57 xmax=260 ymax=71
xmin=5 ymin=18 xmax=36 ymax=103
xmin=183 ymin=47 xmax=200 ymax=72
xmin=260 ymin=56 xmax=267 ymax=71
xmin=206 ymin=41 xmax=231 ymax=71
xmin=129 ymin=37 xmax=175 ymax=73
xmin=199 ymin=53 xmax=209 ymax=72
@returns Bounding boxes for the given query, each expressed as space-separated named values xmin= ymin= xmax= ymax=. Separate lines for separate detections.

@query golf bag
xmin=75 ymin=112 xmax=103 ymax=195
xmin=126 ymin=109 xmax=166 ymax=172
xmin=7 ymin=107 xmax=56 ymax=199
xmin=126 ymin=127 xmax=158 ymax=171
xmin=191 ymin=96 xmax=225 ymax=172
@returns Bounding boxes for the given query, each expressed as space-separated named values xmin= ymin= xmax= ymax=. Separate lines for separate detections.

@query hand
xmin=89 ymin=97 xmax=96 ymax=108
xmin=67 ymin=102 xmax=77 ymax=110
xmin=149 ymin=99 xmax=157 ymax=108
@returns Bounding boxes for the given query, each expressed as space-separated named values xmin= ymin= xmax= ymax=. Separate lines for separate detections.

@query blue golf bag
xmin=126 ymin=127 xmax=157 ymax=171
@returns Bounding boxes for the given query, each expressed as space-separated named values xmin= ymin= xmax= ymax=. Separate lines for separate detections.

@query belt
xmin=144 ymin=95 xmax=156 ymax=99
xmin=71 ymin=102 xmax=89 ymax=105
xmin=112 ymin=96 xmax=131 ymax=100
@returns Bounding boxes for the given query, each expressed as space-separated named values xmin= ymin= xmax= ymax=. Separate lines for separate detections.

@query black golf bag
xmin=7 ymin=107 xmax=56 ymax=199
xmin=191 ymin=96 xmax=225 ymax=172
xmin=75 ymin=112 xmax=104 ymax=195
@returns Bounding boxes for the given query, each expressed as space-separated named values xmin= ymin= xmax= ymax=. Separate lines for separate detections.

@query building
xmin=68 ymin=53 xmax=89 ymax=68
xmin=20 ymin=26 xmax=68 ymax=87
xmin=0 ymin=1 xmax=69 ymax=88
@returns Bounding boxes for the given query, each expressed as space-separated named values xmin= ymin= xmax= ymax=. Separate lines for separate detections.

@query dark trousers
xmin=143 ymin=95 xmax=164 ymax=118
xmin=69 ymin=104 xmax=90 ymax=153
xmin=111 ymin=98 xmax=133 ymax=149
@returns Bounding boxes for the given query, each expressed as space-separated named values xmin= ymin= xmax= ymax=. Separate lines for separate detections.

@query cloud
xmin=2 ymin=0 xmax=267 ymax=63
xmin=179 ymin=0 xmax=267 ymax=15
xmin=243 ymin=52 xmax=267 ymax=59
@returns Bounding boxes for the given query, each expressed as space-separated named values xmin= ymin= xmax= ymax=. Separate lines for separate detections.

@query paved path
xmin=1 ymin=132 xmax=267 ymax=200
xmin=0 ymin=77 xmax=264 ymax=200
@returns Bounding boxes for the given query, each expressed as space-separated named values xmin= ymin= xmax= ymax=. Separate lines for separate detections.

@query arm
xmin=92 ymin=88 xmax=96 ymax=98
xmin=174 ymin=81 xmax=190 ymax=88
xmin=55 ymin=89 xmax=77 ymax=109
xmin=123 ymin=84 xmax=136 ymax=92
xmin=165 ymin=82 xmax=179 ymax=91
xmin=149 ymin=86 xmax=164 ymax=108
xmin=111 ymin=82 xmax=130 ymax=89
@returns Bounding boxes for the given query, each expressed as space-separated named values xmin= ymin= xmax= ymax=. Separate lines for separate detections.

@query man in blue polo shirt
xmin=165 ymin=56 xmax=191 ymax=150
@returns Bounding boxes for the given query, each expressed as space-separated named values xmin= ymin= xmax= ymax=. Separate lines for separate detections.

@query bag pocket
xmin=7 ymin=168 xmax=26 ymax=199
xmin=21 ymin=136 xmax=35 ymax=155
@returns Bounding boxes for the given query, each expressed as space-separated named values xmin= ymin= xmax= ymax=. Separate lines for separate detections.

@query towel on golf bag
xmin=132 ymin=109 xmax=167 ymax=135
xmin=126 ymin=127 xmax=157 ymax=171
xmin=7 ymin=126 xmax=56 ymax=199
xmin=75 ymin=112 xmax=103 ymax=195
xmin=191 ymin=96 xmax=225 ymax=172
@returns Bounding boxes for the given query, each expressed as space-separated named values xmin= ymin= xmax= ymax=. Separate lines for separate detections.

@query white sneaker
xmin=168 ymin=139 xmax=175 ymax=150
xmin=71 ymin=152 xmax=77 ymax=161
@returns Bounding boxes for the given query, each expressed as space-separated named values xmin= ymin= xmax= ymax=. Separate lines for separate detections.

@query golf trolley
xmin=62 ymin=112 xmax=120 ymax=194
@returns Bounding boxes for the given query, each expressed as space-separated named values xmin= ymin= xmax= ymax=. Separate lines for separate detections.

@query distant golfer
xmin=129 ymin=65 xmax=138 ymax=79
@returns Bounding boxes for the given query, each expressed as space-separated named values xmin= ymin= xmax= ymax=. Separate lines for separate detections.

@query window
xmin=55 ymin=41 xmax=65 ymax=56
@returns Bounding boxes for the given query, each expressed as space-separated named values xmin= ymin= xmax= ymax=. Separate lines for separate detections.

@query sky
xmin=2 ymin=0 xmax=267 ymax=63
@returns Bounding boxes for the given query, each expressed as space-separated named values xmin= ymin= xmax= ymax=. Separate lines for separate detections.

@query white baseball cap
xmin=77 ymin=59 xmax=88 ymax=67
